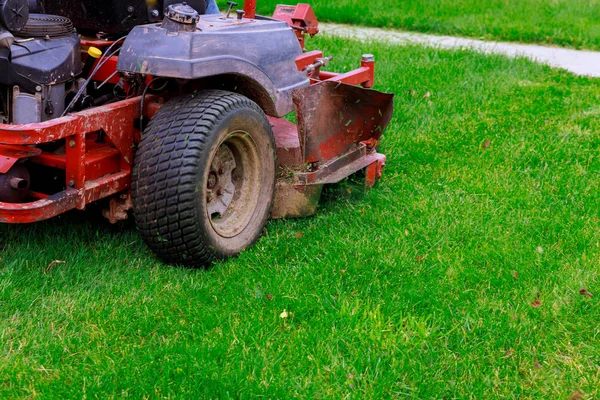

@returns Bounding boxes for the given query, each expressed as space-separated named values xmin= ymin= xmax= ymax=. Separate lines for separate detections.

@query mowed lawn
xmin=226 ymin=0 xmax=600 ymax=50
xmin=2 ymin=35 xmax=600 ymax=397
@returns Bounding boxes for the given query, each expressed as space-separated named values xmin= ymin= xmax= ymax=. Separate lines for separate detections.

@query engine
xmin=0 ymin=0 xmax=208 ymax=125
xmin=0 ymin=12 xmax=81 ymax=125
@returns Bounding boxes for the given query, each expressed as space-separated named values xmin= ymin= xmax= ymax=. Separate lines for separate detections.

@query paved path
xmin=321 ymin=23 xmax=600 ymax=78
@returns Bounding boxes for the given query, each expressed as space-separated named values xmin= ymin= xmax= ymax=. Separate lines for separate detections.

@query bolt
xmin=127 ymin=6 xmax=135 ymax=14
xmin=151 ymin=9 xmax=160 ymax=18
xmin=68 ymin=180 xmax=75 ymax=187
xmin=35 ymin=85 xmax=42 ymax=92
xmin=68 ymin=140 xmax=76 ymax=148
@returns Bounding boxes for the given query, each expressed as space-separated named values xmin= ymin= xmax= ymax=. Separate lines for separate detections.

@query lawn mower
xmin=0 ymin=0 xmax=394 ymax=266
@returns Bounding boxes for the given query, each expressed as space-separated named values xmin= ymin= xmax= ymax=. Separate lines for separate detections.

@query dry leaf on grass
xmin=534 ymin=359 xmax=542 ymax=369
xmin=482 ymin=140 xmax=491 ymax=149
xmin=570 ymin=390 xmax=584 ymax=400
xmin=579 ymin=288 xmax=593 ymax=298
xmin=531 ymin=294 xmax=542 ymax=308
xmin=45 ymin=260 xmax=66 ymax=273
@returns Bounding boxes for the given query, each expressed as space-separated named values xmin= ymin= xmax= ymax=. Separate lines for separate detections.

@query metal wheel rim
xmin=205 ymin=131 xmax=262 ymax=238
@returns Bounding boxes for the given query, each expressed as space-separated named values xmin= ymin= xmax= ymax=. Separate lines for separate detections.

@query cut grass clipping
xmin=2 ymin=36 xmax=600 ymax=398
xmin=224 ymin=0 xmax=600 ymax=51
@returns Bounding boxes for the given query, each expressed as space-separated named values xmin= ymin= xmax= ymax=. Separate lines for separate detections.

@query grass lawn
xmin=219 ymin=0 xmax=600 ymax=50
xmin=2 ymin=36 xmax=600 ymax=397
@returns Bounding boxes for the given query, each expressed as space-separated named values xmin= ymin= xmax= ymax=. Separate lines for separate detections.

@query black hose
xmin=147 ymin=80 xmax=169 ymax=94
xmin=92 ymin=92 xmax=115 ymax=107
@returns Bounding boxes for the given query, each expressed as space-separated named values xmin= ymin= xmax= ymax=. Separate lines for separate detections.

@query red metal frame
xmin=0 ymin=96 xmax=162 ymax=223
xmin=272 ymin=3 xmax=319 ymax=49
xmin=244 ymin=0 xmax=257 ymax=19
xmin=0 ymin=2 xmax=389 ymax=224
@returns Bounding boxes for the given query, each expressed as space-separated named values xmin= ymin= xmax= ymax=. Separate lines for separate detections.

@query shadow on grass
xmin=0 ymin=171 xmax=375 ymax=275
xmin=1 ymin=201 xmax=134 ymax=244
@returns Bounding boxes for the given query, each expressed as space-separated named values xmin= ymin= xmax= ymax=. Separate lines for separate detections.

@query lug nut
xmin=207 ymin=172 xmax=217 ymax=189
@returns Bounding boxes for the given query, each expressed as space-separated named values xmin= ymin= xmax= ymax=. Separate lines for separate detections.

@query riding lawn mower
xmin=0 ymin=0 xmax=394 ymax=266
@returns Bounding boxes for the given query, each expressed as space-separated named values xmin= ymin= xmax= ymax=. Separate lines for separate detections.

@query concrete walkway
xmin=321 ymin=23 xmax=600 ymax=78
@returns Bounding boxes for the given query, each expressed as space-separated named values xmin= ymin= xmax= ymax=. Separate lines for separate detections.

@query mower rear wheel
xmin=132 ymin=90 xmax=277 ymax=267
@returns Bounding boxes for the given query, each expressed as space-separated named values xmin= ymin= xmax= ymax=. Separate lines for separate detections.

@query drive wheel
xmin=132 ymin=90 xmax=276 ymax=267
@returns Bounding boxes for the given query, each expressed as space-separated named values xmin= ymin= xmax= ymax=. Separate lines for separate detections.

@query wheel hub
xmin=205 ymin=131 xmax=263 ymax=239
xmin=206 ymin=144 xmax=236 ymax=220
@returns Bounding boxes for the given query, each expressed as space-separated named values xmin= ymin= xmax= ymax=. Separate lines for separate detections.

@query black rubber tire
xmin=132 ymin=90 xmax=277 ymax=267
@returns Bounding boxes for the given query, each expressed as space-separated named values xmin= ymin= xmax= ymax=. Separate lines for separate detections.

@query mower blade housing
xmin=294 ymin=81 xmax=394 ymax=165
xmin=272 ymin=81 xmax=394 ymax=219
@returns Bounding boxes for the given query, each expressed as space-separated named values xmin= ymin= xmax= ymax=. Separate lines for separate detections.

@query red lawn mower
xmin=0 ymin=0 xmax=394 ymax=266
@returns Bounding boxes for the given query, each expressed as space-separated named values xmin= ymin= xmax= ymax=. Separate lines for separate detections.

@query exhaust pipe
xmin=0 ymin=164 xmax=30 ymax=203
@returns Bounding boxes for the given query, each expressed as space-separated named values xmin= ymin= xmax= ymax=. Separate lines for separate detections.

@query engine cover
xmin=10 ymin=33 xmax=81 ymax=86
xmin=0 ymin=13 xmax=81 ymax=123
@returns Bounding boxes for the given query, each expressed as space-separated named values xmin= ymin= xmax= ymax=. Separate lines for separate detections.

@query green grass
xmin=3 ymin=36 xmax=600 ymax=398
xmin=219 ymin=0 xmax=600 ymax=50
